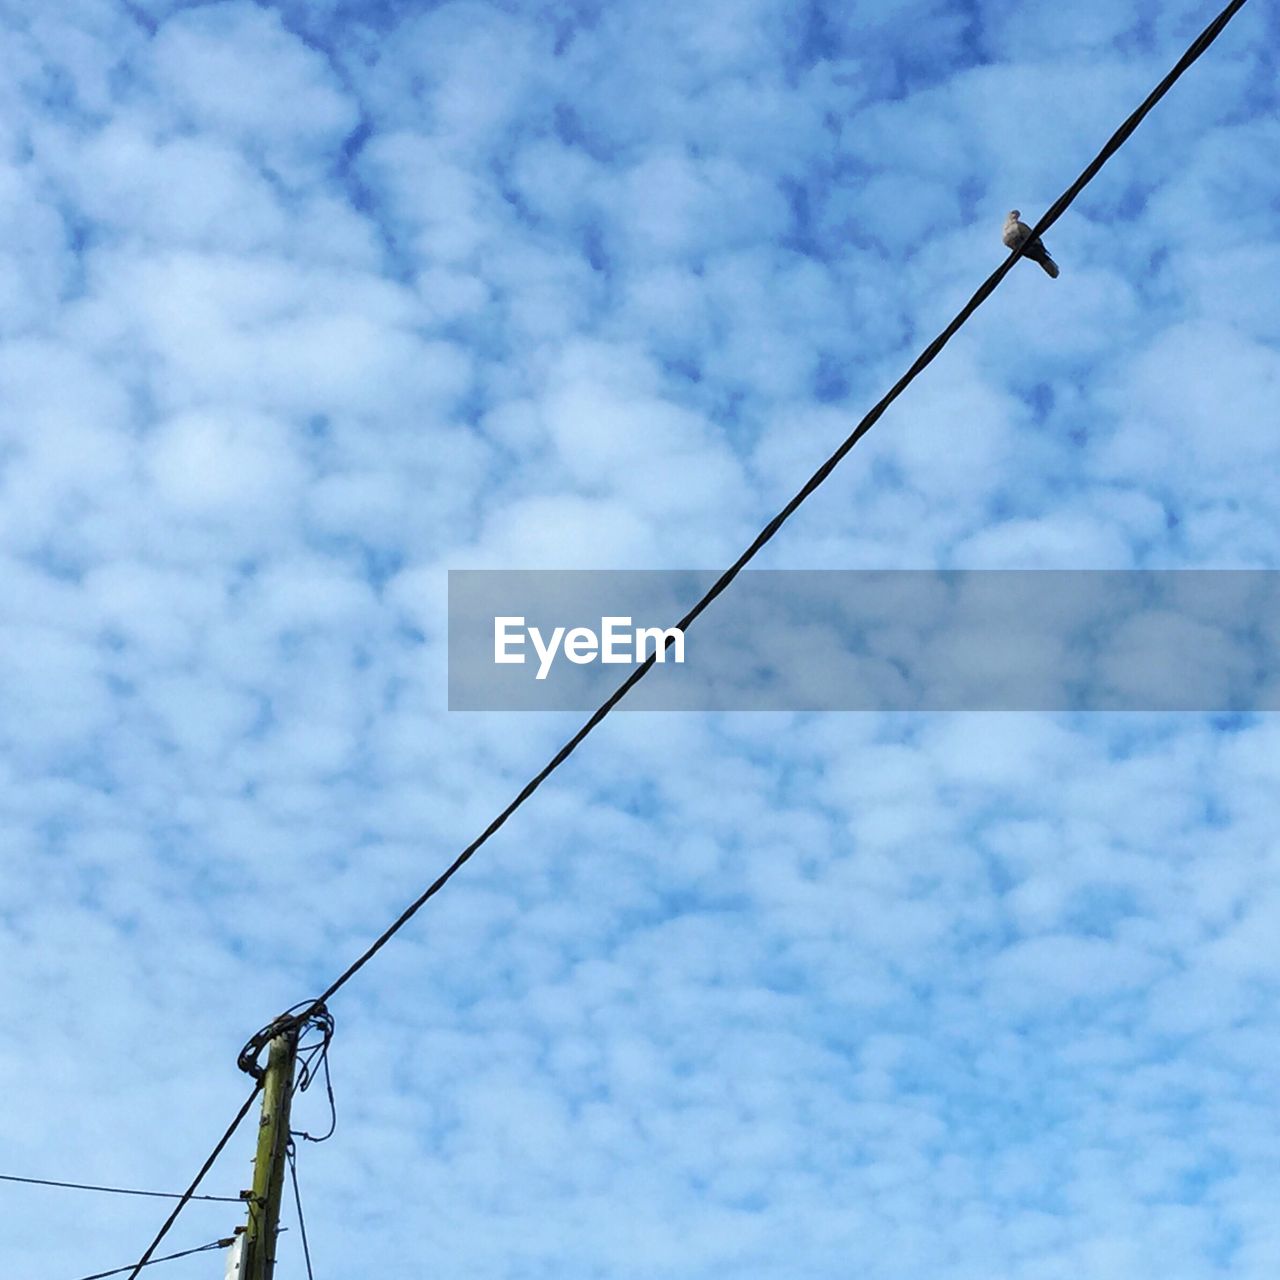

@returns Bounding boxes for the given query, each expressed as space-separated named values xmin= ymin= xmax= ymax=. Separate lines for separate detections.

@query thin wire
xmin=237 ymin=1002 xmax=338 ymax=1141
xmin=123 ymin=1082 xmax=262 ymax=1280
xmin=291 ymin=0 xmax=1251 ymax=1019
xmin=1024 ymin=0 xmax=1249 ymax=249
xmin=286 ymin=1141 xmax=316 ymax=1280
xmin=0 ymin=1172 xmax=241 ymax=1203
xmin=292 ymin=1039 xmax=337 ymax=1144
xmin=0 ymin=1173 xmax=241 ymax=1203
xmin=71 ymin=1237 xmax=233 ymax=1280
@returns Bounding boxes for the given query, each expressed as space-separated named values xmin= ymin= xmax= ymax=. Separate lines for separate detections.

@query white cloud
xmin=147 ymin=406 xmax=304 ymax=520
xmin=148 ymin=2 xmax=358 ymax=172
xmin=38 ymin=119 xmax=291 ymax=249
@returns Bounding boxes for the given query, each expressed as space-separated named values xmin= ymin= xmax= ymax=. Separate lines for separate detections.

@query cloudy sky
xmin=3 ymin=0 xmax=1279 ymax=1276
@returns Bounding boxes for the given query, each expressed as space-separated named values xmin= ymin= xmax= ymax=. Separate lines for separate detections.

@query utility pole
xmin=233 ymin=1024 xmax=300 ymax=1280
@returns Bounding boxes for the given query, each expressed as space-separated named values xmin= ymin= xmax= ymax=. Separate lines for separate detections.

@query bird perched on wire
xmin=1002 ymin=210 xmax=1059 ymax=278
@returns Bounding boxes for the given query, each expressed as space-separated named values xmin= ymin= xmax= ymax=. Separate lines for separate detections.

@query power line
xmin=287 ymin=1141 xmax=316 ymax=1280
xmin=122 ymin=1082 xmax=261 ymax=1280
xmin=291 ymin=1008 xmax=338 ymax=1144
xmin=297 ymin=0 xmax=1252 ymax=1019
xmin=1020 ymin=0 xmax=1249 ymax=252
xmin=0 ymin=1173 xmax=240 ymax=1203
xmin=72 ymin=1237 xmax=233 ymax=1280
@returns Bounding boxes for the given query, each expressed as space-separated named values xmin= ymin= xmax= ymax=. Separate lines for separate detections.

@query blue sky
xmin=2 ymin=0 xmax=1279 ymax=1276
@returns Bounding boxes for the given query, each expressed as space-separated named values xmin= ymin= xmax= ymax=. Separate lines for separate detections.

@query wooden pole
xmin=240 ymin=1027 xmax=300 ymax=1280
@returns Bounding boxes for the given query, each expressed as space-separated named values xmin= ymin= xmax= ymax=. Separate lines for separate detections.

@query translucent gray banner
xmin=447 ymin=570 xmax=1280 ymax=711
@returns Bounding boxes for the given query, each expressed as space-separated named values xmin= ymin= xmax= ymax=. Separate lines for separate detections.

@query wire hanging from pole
xmin=292 ymin=1012 xmax=338 ymax=1144
xmin=287 ymin=1140 xmax=317 ymax=1280
xmin=72 ymin=1236 xmax=235 ymax=1280
xmin=0 ymin=1172 xmax=240 ymax=1202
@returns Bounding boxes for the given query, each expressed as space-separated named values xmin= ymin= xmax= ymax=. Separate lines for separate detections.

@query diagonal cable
xmin=71 ymin=1237 xmax=233 ymax=1280
xmin=122 ymin=1083 xmax=261 ymax=1280
xmin=301 ymin=0 xmax=1252 ymax=1016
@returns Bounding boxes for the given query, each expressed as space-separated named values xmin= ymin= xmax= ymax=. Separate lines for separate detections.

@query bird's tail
xmin=1039 ymin=255 xmax=1060 ymax=279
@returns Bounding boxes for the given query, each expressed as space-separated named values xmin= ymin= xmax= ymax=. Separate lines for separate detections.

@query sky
xmin=2 ymin=0 xmax=1279 ymax=1276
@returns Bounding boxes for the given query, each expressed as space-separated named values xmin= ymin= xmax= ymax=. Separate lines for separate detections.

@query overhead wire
xmin=286 ymin=1141 xmax=316 ymax=1280
xmin=291 ymin=1020 xmax=338 ymax=1144
xmin=121 ymin=1082 xmax=261 ymax=1280
xmin=0 ymin=1173 xmax=240 ymax=1203
xmin=296 ymin=0 xmax=1253 ymax=1020
xmin=70 ymin=1237 xmax=235 ymax=1280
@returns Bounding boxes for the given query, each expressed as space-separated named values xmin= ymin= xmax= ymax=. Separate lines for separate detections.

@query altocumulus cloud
xmin=2 ymin=0 xmax=1279 ymax=1277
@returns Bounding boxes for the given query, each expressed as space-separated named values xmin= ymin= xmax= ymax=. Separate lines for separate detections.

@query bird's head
xmin=1007 ymin=209 xmax=1021 ymax=221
